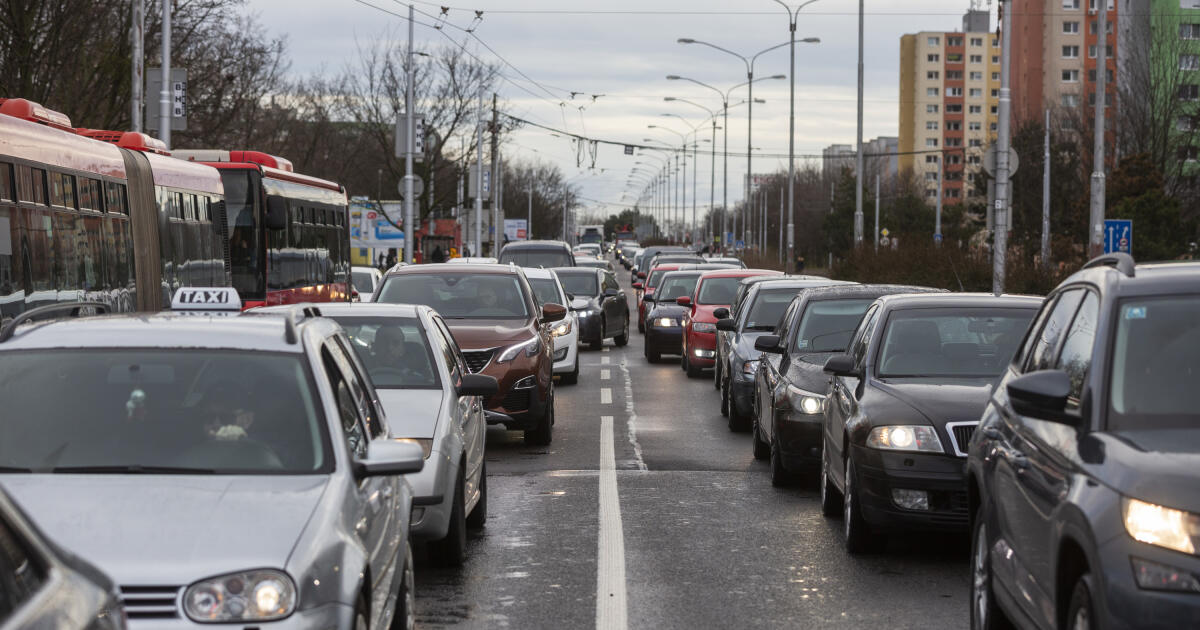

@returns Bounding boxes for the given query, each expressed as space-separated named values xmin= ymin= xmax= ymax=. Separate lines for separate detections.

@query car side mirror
xmin=1007 ymin=370 xmax=1075 ymax=424
xmin=565 ymin=293 xmax=575 ymax=301
xmin=675 ymin=296 xmax=692 ymax=307
xmin=604 ymin=288 xmax=620 ymax=298
xmin=265 ymin=196 xmax=288 ymax=231
xmin=353 ymin=440 xmax=424 ymax=480
xmin=458 ymin=373 xmax=499 ymax=398
xmin=632 ymin=282 xmax=643 ymax=290
xmin=823 ymin=354 xmax=859 ymax=377
xmin=754 ymin=335 xmax=783 ymax=353
xmin=713 ymin=307 xmax=730 ymax=319
xmin=716 ymin=318 xmax=737 ymax=332
xmin=637 ymin=271 xmax=647 ymax=279
xmin=542 ymin=302 xmax=567 ymax=323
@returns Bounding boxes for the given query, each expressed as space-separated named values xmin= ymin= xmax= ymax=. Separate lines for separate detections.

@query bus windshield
xmin=220 ymin=170 xmax=263 ymax=300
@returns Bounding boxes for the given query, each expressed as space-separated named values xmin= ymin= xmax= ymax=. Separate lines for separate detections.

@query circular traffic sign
xmin=398 ymin=175 xmax=424 ymax=199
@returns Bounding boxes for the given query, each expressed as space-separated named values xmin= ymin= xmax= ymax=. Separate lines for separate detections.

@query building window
xmin=1089 ymin=20 xmax=1114 ymax=34
xmin=926 ymin=189 xmax=938 ymax=199
xmin=948 ymin=53 xmax=963 ymax=62
xmin=1063 ymin=69 xmax=1080 ymax=82
xmin=969 ymin=105 xmax=982 ymax=114
xmin=928 ymin=36 xmax=941 ymax=46
xmin=969 ymin=71 xmax=983 ymax=80
xmin=927 ymin=70 xmax=940 ymax=79
xmin=927 ymin=87 xmax=940 ymax=96
xmin=1087 ymin=0 xmax=1113 ymax=9
xmin=969 ymin=88 xmax=983 ymax=97
xmin=926 ymin=120 xmax=940 ymax=130
xmin=947 ymin=87 xmax=963 ymax=97
xmin=990 ymin=105 xmax=998 ymax=114
xmin=970 ymin=37 xmax=983 ymax=46
xmin=1181 ymin=84 xmax=1200 ymax=101
xmin=992 ymin=38 xmax=999 ymax=47
xmin=1182 ymin=54 xmax=1199 ymax=70
xmin=992 ymin=55 xmax=1000 ymax=63
xmin=928 ymin=53 xmax=940 ymax=62
xmin=1063 ymin=21 xmax=1080 ymax=34
xmin=1063 ymin=45 xmax=1080 ymax=58
xmin=927 ymin=104 xmax=940 ymax=113
xmin=969 ymin=138 xmax=983 ymax=147
xmin=1063 ymin=0 xmax=1080 ymax=9
xmin=1178 ymin=116 xmax=1195 ymax=132
xmin=946 ymin=188 xmax=961 ymax=199
xmin=1181 ymin=24 xmax=1200 ymax=40
xmin=991 ymin=89 xmax=999 ymax=97
xmin=1088 ymin=68 xmax=1115 ymax=82
xmin=1063 ymin=93 xmax=1080 ymax=107
xmin=926 ymin=138 xmax=939 ymax=147
xmin=1088 ymin=92 xmax=1114 ymax=106
xmin=947 ymin=36 xmax=963 ymax=47
xmin=947 ymin=121 xmax=962 ymax=131
xmin=992 ymin=72 xmax=1000 ymax=80
xmin=947 ymin=104 xmax=964 ymax=113
xmin=1088 ymin=45 xmax=1113 ymax=59
xmin=947 ymin=70 xmax=963 ymax=79
xmin=968 ymin=154 xmax=982 ymax=165
xmin=969 ymin=54 xmax=983 ymax=63
xmin=1181 ymin=146 xmax=1200 ymax=162
xmin=948 ymin=154 xmax=962 ymax=165
xmin=925 ymin=172 xmax=939 ymax=181
xmin=925 ymin=155 xmax=939 ymax=163
xmin=946 ymin=137 xmax=963 ymax=147
xmin=990 ymin=122 xmax=998 ymax=131
xmin=968 ymin=121 xmax=982 ymax=131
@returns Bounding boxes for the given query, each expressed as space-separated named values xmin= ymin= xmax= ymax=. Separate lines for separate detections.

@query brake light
xmin=0 ymin=98 xmax=73 ymax=131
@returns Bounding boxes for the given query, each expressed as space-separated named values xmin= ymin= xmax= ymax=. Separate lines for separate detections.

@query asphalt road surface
xmin=414 ymin=274 xmax=969 ymax=629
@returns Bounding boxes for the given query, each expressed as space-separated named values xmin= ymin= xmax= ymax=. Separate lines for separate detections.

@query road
xmin=415 ymin=274 xmax=969 ymax=629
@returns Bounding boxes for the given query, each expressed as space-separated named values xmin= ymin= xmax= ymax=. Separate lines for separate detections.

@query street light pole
xmin=854 ymin=0 xmax=865 ymax=247
xmin=994 ymin=0 xmax=1014 ymax=295
xmin=404 ymin=3 xmax=415 ymax=264
xmin=1089 ymin=3 xmax=1108 ymax=257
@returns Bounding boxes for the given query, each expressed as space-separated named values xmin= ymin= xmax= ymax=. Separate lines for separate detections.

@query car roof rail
xmin=283 ymin=310 xmax=299 ymax=345
xmin=1082 ymin=252 xmax=1135 ymax=277
xmin=0 ymin=301 xmax=112 ymax=343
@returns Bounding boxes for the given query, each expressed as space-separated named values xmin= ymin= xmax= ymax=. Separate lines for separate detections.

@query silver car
xmin=260 ymin=303 xmax=495 ymax=567
xmin=0 ymin=292 xmax=423 ymax=629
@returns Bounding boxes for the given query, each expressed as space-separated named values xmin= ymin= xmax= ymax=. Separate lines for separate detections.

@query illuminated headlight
xmin=496 ymin=336 xmax=541 ymax=362
xmin=692 ymin=322 xmax=717 ymax=333
xmin=184 ymin=570 xmax=296 ymax=622
xmin=741 ymin=359 xmax=760 ymax=375
xmin=395 ymin=437 xmax=433 ymax=459
xmin=550 ymin=318 xmax=574 ymax=337
xmin=786 ymin=386 xmax=824 ymax=415
xmin=1124 ymin=498 xmax=1200 ymax=555
xmin=693 ymin=349 xmax=715 ymax=358
xmin=655 ymin=317 xmax=679 ymax=327
xmin=866 ymin=425 xmax=944 ymax=453
xmin=575 ymin=309 xmax=596 ymax=318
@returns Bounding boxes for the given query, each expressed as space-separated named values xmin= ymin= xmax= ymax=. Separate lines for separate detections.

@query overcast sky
xmin=253 ymin=0 xmax=994 ymax=218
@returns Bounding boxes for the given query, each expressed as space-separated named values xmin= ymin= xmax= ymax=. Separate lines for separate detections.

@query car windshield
xmin=558 ymin=273 xmax=599 ymax=297
xmin=795 ymin=298 xmax=876 ymax=352
xmin=499 ymin=249 xmax=572 ymax=268
xmin=744 ymin=289 xmax=801 ymax=331
xmin=657 ymin=274 xmax=700 ymax=302
xmin=352 ymin=270 xmax=376 ymax=294
xmin=697 ymin=277 xmax=742 ymax=305
xmin=377 ymin=274 xmax=530 ymax=319
xmin=876 ymin=307 xmax=1036 ymax=378
xmin=1109 ymin=296 xmax=1200 ymax=430
xmin=527 ymin=278 xmax=564 ymax=307
xmin=646 ymin=269 xmax=670 ymax=290
xmin=0 ymin=350 xmax=329 ymax=474
xmin=330 ymin=317 xmax=440 ymax=389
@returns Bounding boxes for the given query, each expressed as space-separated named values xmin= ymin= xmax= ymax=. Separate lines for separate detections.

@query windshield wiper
xmin=0 ymin=465 xmax=35 ymax=473
xmin=51 ymin=465 xmax=218 ymax=475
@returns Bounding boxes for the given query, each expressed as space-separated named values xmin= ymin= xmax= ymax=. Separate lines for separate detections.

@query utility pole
xmin=994 ymin=0 xmax=1014 ymax=295
xmin=1043 ymin=109 xmax=1052 ymax=269
xmin=778 ymin=193 xmax=784 ymax=264
xmin=403 ymin=3 xmax=415 ymax=264
xmin=528 ymin=181 xmax=533 ymax=240
xmin=1089 ymin=2 xmax=1108 ymax=258
xmin=491 ymin=93 xmax=500 ymax=257
xmin=853 ymin=0 xmax=865 ymax=246
xmin=935 ymin=155 xmax=943 ymax=245
xmin=692 ymin=138 xmax=698 ymax=248
xmin=874 ymin=174 xmax=880 ymax=252
xmin=159 ymin=0 xmax=171 ymax=149
xmin=131 ymin=0 xmax=143 ymax=132
xmin=710 ymin=120 xmax=717 ymax=249
xmin=474 ymin=87 xmax=484 ymax=257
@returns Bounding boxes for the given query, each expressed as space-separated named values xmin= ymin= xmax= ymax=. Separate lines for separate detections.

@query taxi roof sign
xmin=171 ymin=287 xmax=242 ymax=311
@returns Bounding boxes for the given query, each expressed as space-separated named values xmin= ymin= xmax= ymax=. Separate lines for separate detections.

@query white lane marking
xmin=600 ymin=388 xmax=612 ymax=404
xmin=602 ymin=346 xmax=610 ymax=353
xmin=601 ymin=369 xmax=611 ymax=380
xmin=597 ymin=415 xmax=628 ymax=630
xmin=617 ymin=361 xmax=647 ymax=471
xmin=601 ymin=355 xmax=611 ymax=365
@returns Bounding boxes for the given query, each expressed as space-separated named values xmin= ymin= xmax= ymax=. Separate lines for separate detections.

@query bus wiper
xmin=51 ymin=465 xmax=218 ymax=474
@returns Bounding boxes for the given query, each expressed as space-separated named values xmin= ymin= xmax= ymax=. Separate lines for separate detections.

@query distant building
xmin=863 ymin=136 xmax=900 ymax=183
xmin=822 ymin=144 xmax=855 ymax=180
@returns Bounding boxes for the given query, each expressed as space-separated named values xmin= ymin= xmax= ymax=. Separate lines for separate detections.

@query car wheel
xmin=820 ymin=446 xmax=843 ymax=516
xmin=431 ymin=469 xmax=467 ymax=567
xmin=466 ymin=461 xmax=487 ymax=529
xmin=590 ymin=320 xmax=604 ymax=351
xmin=727 ymin=390 xmax=751 ymax=433
xmin=614 ymin=316 xmax=629 ymax=347
xmin=720 ymin=375 xmax=730 ymax=417
xmin=562 ymin=358 xmax=579 ymax=385
xmin=686 ymin=354 xmax=703 ymax=378
xmin=644 ymin=342 xmax=659 ymax=363
xmin=637 ymin=318 xmax=645 ymax=334
xmin=713 ymin=360 xmax=722 ymax=389
xmin=523 ymin=395 xmax=553 ymax=446
xmin=770 ymin=434 xmax=794 ymax=487
xmin=388 ymin=541 xmax=416 ymax=630
xmin=1066 ymin=574 xmax=1096 ymax=630
xmin=680 ymin=351 xmax=689 ymax=371
xmin=751 ymin=412 xmax=769 ymax=460
xmin=970 ymin=504 xmax=1012 ymax=630
xmin=843 ymin=454 xmax=882 ymax=554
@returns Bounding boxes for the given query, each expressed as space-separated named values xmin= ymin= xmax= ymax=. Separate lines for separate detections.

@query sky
xmin=251 ymin=0 xmax=995 ymax=220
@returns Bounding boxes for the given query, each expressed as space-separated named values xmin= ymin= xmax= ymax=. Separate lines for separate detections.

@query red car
xmin=679 ymin=269 xmax=782 ymax=377
xmin=633 ymin=264 xmax=684 ymax=334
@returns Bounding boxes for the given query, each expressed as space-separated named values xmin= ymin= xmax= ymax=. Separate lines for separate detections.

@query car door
xmin=824 ymin=304 xmax=881 ymax=489
xmin=759 ymin=299 xmax=800 ymax=443
xmin=604 ymin=271 xmax=626 ymax=332
xmin=432 ymin=315 xmax=485 ymax=506
xmin=322 ymin=339 xmax=401 ymax=628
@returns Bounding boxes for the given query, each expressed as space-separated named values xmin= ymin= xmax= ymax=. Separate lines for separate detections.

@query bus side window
xmin=17 ymin=166 xmax=47 ymax=205
xmin=49 ymin=172 xmax=76 ymax=209
xmin=0 ymin=162 xmax=13 ymax=201
xmin=105 ymin=182 xmax=127 ymax=215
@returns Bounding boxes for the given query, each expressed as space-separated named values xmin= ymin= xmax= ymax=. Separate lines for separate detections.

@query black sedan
xmin=969 ymin=255 xmax=1200 ymax=630
xmin=820 ymin=293 xmax=1040 ymax=553
xmin=752 ymin=284 xmax=939 ymax=485
xmin=553 ymin=267 xmax=631 ymax=350
xmin=642 ymin=270 xmax=701 ymax=363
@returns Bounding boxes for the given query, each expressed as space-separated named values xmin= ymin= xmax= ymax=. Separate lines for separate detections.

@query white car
xmin=352 ymin=265 xmax=383 ymax=302
xmin=447 ymin=257 xmax=498 ymax=264
xmin=522 ymin=267 xmax=580 ymax=384
xmin=257 ymin=302 xmax=495 ymax=567
xmin=573 ymin=244 xmax=602 ymax=258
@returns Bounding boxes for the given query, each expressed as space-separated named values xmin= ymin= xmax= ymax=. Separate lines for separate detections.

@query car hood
xmin=378 ymin=388 xmax=445 ymax=439
xmin=570 ymin=296 xmax=593 ymax=310
xmin=786 ymin=351 xmax=841 ymax=395
xmin=870 ymin=378 xmax=994 ymax=426
xmin=647 ymin=304 xmax=688 ymax=319
xmin=445 ymin=320 xmax=534 ymax=349
xmin=731 ymin=331 xmax=770 ymax=363
xmin=1 ymin=475 xmax=328 ymax=585
xmin=1087 ymin=431 xmax=1200 ymax=511
xmin=692 ymin=304 xmax=725 ymax=323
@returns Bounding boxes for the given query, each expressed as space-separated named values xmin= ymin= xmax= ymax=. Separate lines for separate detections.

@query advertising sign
xmin=504 ymin=219 xmax=528 ymax=241
xmin=350 ymin=201 xmax=404 ymax=249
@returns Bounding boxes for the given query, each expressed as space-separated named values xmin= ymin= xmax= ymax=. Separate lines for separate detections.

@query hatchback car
xmin=523 ymin=267 xmax=581 ymax=384
xmin=643 ymin=270 xmax=702 ymax=363
xmin=680 ymin=269 xmax=782 ymax=377
xmin=553 ymin=267 xmax=630 ymax=350
xmin=634 ymin=246 xmax=692 ymax=281
xmin=0 ymin=289 xmax=424 ymax=629
xmin=968 ymin=254 xmax=1200 ymax=630
xmin=498 ymin=240 xmax=575 ymax=268
xmin=634 ymin=264 xmax=686 ymax=333
xmin=714 ymin=275 xmax=823 ymax=393
xmin=375 ymin=264 xmax=566 ymax=445
xmin=819 ymin=293 xmax=1040 ymax=553
xmin=351 ymin=266 xmax=382 ymax=303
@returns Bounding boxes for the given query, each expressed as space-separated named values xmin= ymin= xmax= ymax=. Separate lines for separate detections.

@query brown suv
xmin=374 ymin=263 xmax=566 ymax=445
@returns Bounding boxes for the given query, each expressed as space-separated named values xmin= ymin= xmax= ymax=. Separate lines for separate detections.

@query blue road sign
xmin=1104 ymin=219 xmax=1132 ymax=255
xmin=735 ymin=240 xmax=745 ymax=249
xmin=934 ymin=233 xmax=943 ymax=244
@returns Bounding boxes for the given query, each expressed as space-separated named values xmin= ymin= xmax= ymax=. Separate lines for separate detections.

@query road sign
xmin=880 ymin=236 xmax=891 ymax=247
xmin=934 ymin=233 xmax=943 ymax=243
xmin=395 ymin=114 xmax=425 ymax=161
xmin=1104 ymin=219 xmax=1133 ymax=255
xmin=735 ymin=240 xmax=745 ymax=249
xmin=468 ymin=166 xmax=491 ymax=198
xmin=880 ymin=228 xmax=889 ymax=237
xmin=145 ymin=68 xmax=187 ymax=132
xmin=398 ymin=175 xmax=424 ymax=199
xmin=982 ymin=145 xmax=1019 ymax=177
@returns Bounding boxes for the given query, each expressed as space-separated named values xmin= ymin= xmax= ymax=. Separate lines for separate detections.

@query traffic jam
xmin=1 ymin=100 xmax=1199 ymax=629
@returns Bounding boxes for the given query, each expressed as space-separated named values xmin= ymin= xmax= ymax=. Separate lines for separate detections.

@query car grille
xmin=502 ymin=389 xmax=531 ymax=412
xmin=462 ymin=349 xmax=495 ymax=373
xmin=946 ymin=421 xmax=979 ymax=458
xmin=120 ymin=585 xmax=181 ymax=619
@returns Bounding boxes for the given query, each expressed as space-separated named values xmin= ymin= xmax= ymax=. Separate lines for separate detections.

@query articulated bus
xmin=173 ymin=150 xmax=351 ymax=309
xmin=0 ymin=98 xmax=227 ymax=321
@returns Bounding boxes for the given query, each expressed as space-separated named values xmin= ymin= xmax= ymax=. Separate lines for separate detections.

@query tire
xmin=466 ymin=461 xmax=487 ymax=529
xmin=523 ymin=395 xmax=554 ymax=446
xmin=751 ymin=412 xmax=770 ymax=460
xmin=843 ymin=454 xmax=882 ymax=554
xmin=637 ymin=317 xmax=645 ymax=334
xmin=680 ymin=353 xmax=688 ymax=371
xmin=770 ymin=434 xmax=794 ymax=487
xmin=388 ymin=542 xmax=416 ymax=630
xmin=589 ymin=324 xmax=604 ymax=351
xmin=728 ymin=391 xmax=751 ymax=432
xmin=644 ymin=342 xmax=659 ymax=363
xmin=1066 ymin=574 xmax=1096 ymax=630
xmin=970 ymin=503 xmax=1013 ymax=630
xmin=431 ymin=469 xmax=467 ymax=567
xmin=561 ymin=358 xmax=579 ymax=385
xmin=820 ymin=446 xmax=843 ymax=517
xmin=354 ymin=596 xmax=370 ymax=630
xmin=614 ymin=316 xmax=629 ymax=347
xmin=713 ymin=360 xmax=722 ymax=389
xmin=720 ymin=375 xmax=730 ymax=417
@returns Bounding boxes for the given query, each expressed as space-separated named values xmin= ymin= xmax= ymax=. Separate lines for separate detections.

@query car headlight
xmin=741 ymin=359 xmax=760 ymax=375
xmin=654 ymin=317 xmax=679 ymax=327
xmin=496 ymin=336 xmax=541 ymax=362
xmin=550 ymin=318 xmax=573 ymax=337
xmin=574 ymin=308 xmax=595 ymax=318
xmin=1124 ymin=498 xmax=1199 ymax=555
xmin=184 ymin=569 xmax=296 ymax=622
xmin=692 ymin=322 xmax=717 ymax=333
xmin=866 ymin=425 xmax=943 ymax=453
xmin=786 ymin=386 xmax=823 ymax=415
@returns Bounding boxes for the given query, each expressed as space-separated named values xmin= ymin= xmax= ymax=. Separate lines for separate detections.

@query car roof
xmin=501 ymin=240 xmax=570 ymax=250
xmin=386 ymin=262 xmax=519 ymax=276
xmin=256 ymin=302 xmax=428 ymax=319
xmin=660 ymin=270 xmax=703 ymax=279
xmin=798 ymin=283 xmax=945 ymax=302
xmin=352 ymin=265 xmax=380 ymax=273
xmin=873 ymin=292 xmax=1044 ymax=311
xmin=699 ymin=269 xmax=782 ymax=279
xmin=737 ymin=273 xmax=828 ymax=286
xmin=1063 ymin=258 xmax=1200 ymax=298
xmin=675 ymin=263 xmax=739 ymax=271
xmin=521 ymin=267 xmax=560 ymax=280
xmin=552 ymin=267 xmax=600 ymax=276
xmin=749 ymin=278 xmax=853 ymax=292
xmin=649 ymin=264 xmax=683 ymax=273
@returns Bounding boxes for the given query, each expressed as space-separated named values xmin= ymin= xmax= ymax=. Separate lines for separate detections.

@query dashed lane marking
xmin=601 ymin=369 xmax=611 ymax=380
xmin=600 ymin=388 xmax=612 ymax=404
xmin=601 ymin=355 xmax=611 ymax=365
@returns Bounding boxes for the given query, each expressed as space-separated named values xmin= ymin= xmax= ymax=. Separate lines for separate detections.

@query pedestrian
xmin=431 ymin=245 xmax=446 ymax=263
xmin=795 ymin=254 xmax=806 ymax=273
xmin=386 ymin=250 xmax=397 ymax=269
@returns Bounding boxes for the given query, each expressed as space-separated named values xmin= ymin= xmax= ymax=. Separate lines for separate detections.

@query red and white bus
xmin=173 ymin=150 xmax=351 ymax=308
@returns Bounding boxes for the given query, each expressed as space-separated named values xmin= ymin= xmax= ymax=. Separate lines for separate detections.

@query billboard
xmin=350 ymin=200 xmax=404 ymax=249
xmin=504 ymin=219 xmax=528 ymax=241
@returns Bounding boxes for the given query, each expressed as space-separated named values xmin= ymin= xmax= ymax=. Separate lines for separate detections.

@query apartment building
xmin=822 ymin=144 xmax=855 ymax=180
